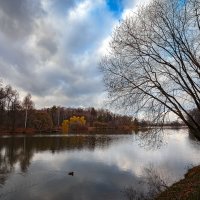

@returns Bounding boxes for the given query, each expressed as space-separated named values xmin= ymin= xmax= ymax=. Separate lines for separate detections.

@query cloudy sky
xmin=0 ymin=0 xmax=145 ymax=108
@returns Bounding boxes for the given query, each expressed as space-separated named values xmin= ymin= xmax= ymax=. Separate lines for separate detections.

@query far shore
xmin=0 ymin=125 xmax=187 ymax=136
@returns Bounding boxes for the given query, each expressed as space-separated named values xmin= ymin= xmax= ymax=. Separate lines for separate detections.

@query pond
xmin=0 ymin=129 xmax=200 ymax=200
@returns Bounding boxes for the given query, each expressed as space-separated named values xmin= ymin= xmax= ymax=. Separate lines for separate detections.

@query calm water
xmin=0 ymin=129 xmax=200 ymax=200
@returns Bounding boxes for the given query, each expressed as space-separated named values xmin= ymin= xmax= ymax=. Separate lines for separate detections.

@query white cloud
xmin=122 ymin=0 xmax=152 ymax=19
xmin=0 ymin=0 xmax=143 ymax=108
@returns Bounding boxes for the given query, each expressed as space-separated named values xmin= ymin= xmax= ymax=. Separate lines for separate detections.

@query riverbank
xmin=156 ymin=165 xmax=200 ymax=200
xmin=0 ymin=126 xmax=136 ymax=135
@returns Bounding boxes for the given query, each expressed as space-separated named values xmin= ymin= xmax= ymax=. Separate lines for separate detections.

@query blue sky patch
xmin=106 ymin=0 xmax=123 ymax=17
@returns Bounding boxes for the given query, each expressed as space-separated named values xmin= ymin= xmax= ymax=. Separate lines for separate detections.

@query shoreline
xmin=0 ymin=126 xmax=186 ymax=136
xmin=156 ymin=165 xmax=200 ymax=200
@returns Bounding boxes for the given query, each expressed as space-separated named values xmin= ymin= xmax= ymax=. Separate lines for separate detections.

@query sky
xmin=0 ymin=0 xmax=145 ymax=109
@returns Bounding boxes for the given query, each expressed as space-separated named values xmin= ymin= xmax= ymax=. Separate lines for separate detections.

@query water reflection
xmin=0 ymin=130 xmax=200 ymax=200
xmin=123 ymin=163 xmax=171 ymax=200
xmin=0 ymin=135 xmax=119 ymax=173
xmin=134 ymin=129 xmax=166 ymax=150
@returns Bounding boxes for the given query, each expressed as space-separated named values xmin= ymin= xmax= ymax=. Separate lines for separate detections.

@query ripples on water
xmin=0 ymin=129 xmax=200 ymax=200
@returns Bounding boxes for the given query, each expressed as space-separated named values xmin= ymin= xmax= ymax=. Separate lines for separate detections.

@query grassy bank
xmin=156 ymin=165 xmax=200 ymax=200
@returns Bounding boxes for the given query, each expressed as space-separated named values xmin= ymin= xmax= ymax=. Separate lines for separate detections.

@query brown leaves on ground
xmin=155 ymin=165 xmax=200 ymax=200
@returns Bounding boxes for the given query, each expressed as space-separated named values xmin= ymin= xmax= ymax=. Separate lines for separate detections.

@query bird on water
xmin=68 ymin=172 xmax=74 ymax=176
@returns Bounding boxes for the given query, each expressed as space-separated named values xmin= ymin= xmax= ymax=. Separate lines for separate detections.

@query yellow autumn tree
xmin=62 ymin=116 xmax=86 ymax=133
xmin=62 ymin=119 xmax=69 ymax=133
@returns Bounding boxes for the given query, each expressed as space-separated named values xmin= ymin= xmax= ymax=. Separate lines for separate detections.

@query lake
xmin=0 ymin=129 xmax=200 ymax=200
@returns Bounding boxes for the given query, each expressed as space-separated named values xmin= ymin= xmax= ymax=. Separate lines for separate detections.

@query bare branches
xmin=100 ymin=0 xmax=200 ymax=138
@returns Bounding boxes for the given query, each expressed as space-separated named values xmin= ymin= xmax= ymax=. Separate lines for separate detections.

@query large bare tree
xmin=101 ymin=0 xmax=200 ymax=139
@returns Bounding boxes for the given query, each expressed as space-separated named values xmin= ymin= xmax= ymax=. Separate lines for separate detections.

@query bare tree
xmin=101 ymin=0 xmax=200 ymax=139
xmin=10 ymin=90 xmax=21 ymax=130
xmin=22 ymin=94 xmax=34 ymax=128
xmin=3 ymin=85 xmax=20 ymax=129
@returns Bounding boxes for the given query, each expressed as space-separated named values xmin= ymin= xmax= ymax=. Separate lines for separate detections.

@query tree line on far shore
xmin=0 ymin=83 xmax=135 ymax=133
xmin=0 ymin=83 xmax=184 ymax=134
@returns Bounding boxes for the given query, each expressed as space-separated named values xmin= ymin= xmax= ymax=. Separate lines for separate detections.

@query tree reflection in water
xmin=133 ymin=129 xmax=167 ymax=150
xmin=0 ymin=130 xmax=199 ymax=200
xmin=123 ymin=164 xmax=170 ymax=200
xmin=0 ymin=135 xmax=119 ymax=187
